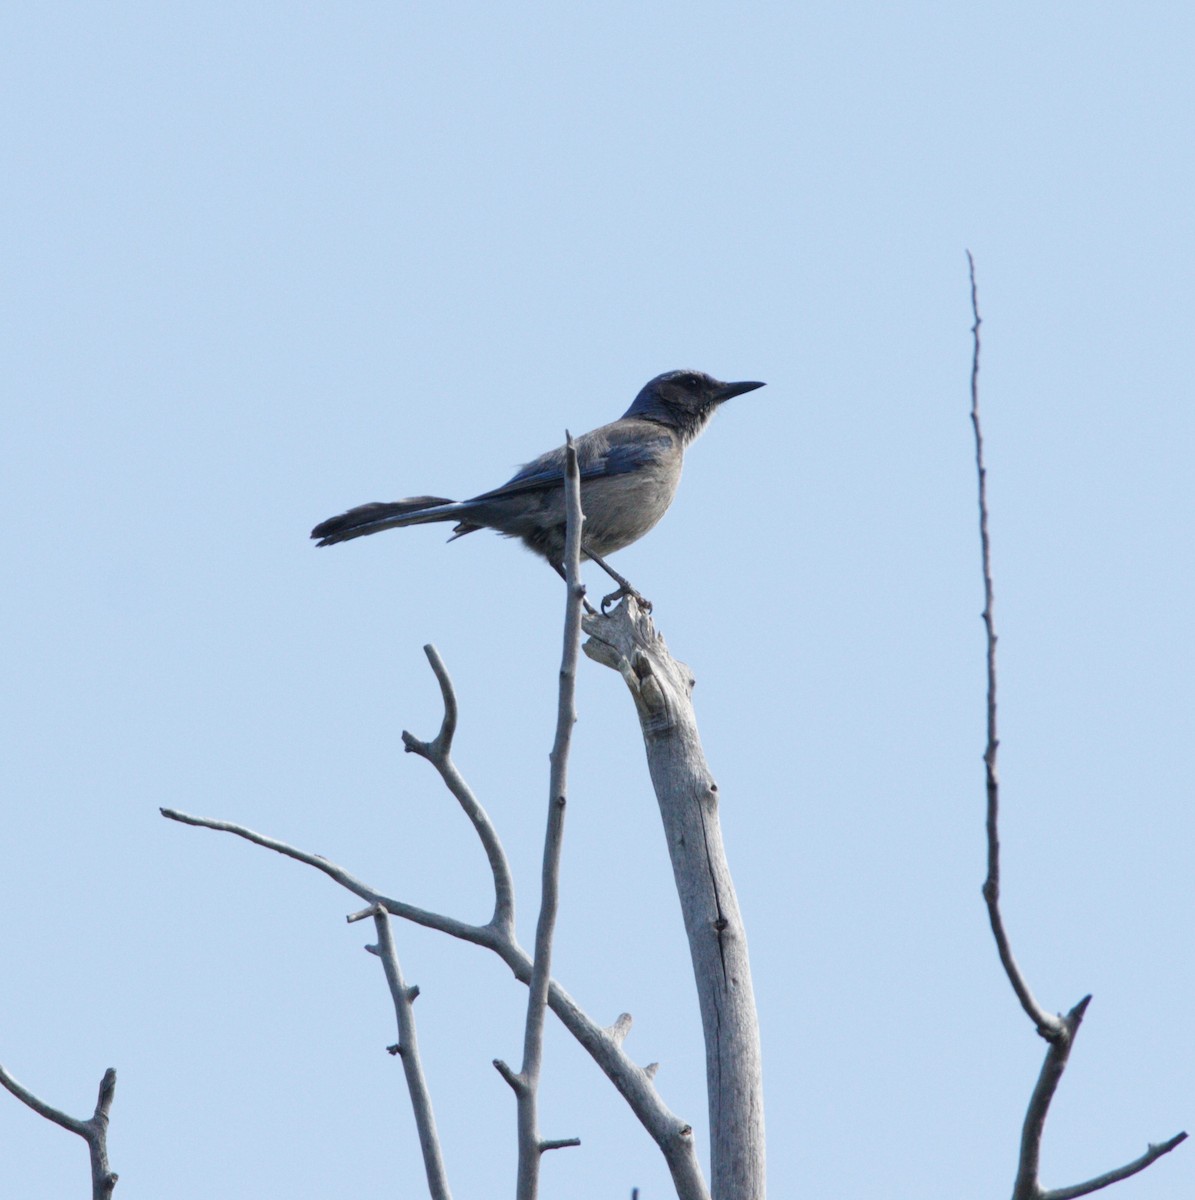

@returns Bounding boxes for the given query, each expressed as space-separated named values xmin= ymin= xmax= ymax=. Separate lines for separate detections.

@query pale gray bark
xmin=160 ymin=450 xmax=717 ymax=1200
xmin=163 ymin=764 xmax=709 ymax=1199
xmin=496 ymin=434 xmax=586 ymax=1199
xmin=583 ymin=601 xmax=765 ymax=1200
xmin=0 ymin=1062 xmax=118 ymax=1200
xmin=349 ymin=903 xmax=452 ymax=1200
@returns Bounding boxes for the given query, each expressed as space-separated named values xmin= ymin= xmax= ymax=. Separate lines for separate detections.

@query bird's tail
xmin=311 ymin=496 xmax=461 ymax=546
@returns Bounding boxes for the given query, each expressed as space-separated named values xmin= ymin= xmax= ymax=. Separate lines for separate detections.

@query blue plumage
xmin=311 ymin=369 xmax=765 ymax=593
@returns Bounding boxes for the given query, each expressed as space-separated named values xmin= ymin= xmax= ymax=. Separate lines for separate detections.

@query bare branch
xmin=163 ymin=616 xmax=710 ymax=1199
xmin=402 ymin=646 xmax=516 ymax=939
xmin=166 ymin=800 xmax=707 ymax=1197
xmin=493 ymin=1058 xmax=523 ymax=1092
xmin=161 ymin=807 xmax=497 ymax=950
xmin=1012 ymin=996 xmax=1186 ymax=1200
xmin=967 ymin=254 xmax=1184 ymax=1199
xmin=1043 ymin=1132 xmax=1189 ymax=1200
xmin=583 ymin=599 xmax=763 ymax=1200
xmin=0 ymin=1062 xmax=86 ymax=1136
xmin=415 ymin=643 xmax=459 ymax=754
xmin=363 ymin=904 xmax=453 ymax=1200
xmin=511 ymin=432 xmax=586 ymax=1200
xmin=0 ymin=1063 xmax=118 ymax=1199
xmin=1013 ymin=996 xmax=1091 ymax=1198
xmin=540 ymin=1137 xmax=582 ymax=1153
xmin=538 ymin=979 xmax=705 ymax=1197
xmin=607 ymin=1012 xmax=633 ymax=1047
xmin=968 ymin=250 xmax=1060 ymax=1040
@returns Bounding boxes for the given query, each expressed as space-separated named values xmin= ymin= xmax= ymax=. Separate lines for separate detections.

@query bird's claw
xmin=601 ymin=585 xmax=652 ymax=614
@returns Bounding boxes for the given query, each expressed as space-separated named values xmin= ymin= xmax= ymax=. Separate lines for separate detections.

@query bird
xmin=311 ymin=369 xmax=765 ymax=608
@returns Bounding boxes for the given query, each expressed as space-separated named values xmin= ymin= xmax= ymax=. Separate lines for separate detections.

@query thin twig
xmin=540 ymin=1137 xmax=583 ymax=1152
xmin=402 ymin=646 xmax=516 ymax=939
xmin=352 ymin=903 xmax=452 ymax=1200
xmin=967 ymin=253 xmax=1184 ymax=1199
xmin=500 ymin=432 xmax=586 ymax=1199
xmin=0 ymin=1063 xmax=118 ymax=1200
xmin=1043 ymin=1132 xmax=1189 ymax=1200
xmin=968 ymin=250 xmax=1059 ymax=1040
xmin=160 ymin=807 xmax=497 ymax=950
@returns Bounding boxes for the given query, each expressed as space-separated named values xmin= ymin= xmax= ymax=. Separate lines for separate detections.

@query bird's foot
xmin=582 ymin=545 xmax=653 ymax=614
xmin=600 ymin=584 xmax=652 ymax=614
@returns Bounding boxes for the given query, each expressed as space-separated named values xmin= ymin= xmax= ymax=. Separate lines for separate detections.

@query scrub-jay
xmin=311 ymin=369 xmax=765 ymax=606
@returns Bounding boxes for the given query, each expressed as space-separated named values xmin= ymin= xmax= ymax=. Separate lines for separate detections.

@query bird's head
xmin=623 ymin=370 xmax=766 ymax=444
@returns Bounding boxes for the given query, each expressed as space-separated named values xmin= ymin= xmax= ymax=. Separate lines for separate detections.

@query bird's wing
xmin=465 ymin=433 xmax=671 ymax=505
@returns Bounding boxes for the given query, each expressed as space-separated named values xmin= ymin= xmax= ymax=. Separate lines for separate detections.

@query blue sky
xmin=3 ymin=4 xmax=1192 ymax=1197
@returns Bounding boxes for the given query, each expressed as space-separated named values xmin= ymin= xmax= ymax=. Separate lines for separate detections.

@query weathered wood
xmin=584 ymin=600 xmax=765 ymax=1200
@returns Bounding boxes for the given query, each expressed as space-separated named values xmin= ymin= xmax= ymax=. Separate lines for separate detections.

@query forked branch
xmin=402 ymin=645 xmax=516 ymax=941
xmin=967 ymin=251 xmax=1184 ymax=1199
xmin=163 ymin=759 xmax=706 ymax=1196
xmin=0 ymin=1062 xmax=118 ymax=1200
xmin=162 ymin=485 xmax=709 ymax=1198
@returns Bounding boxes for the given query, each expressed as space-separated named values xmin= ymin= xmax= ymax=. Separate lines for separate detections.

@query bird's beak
xmin=712 ymin=379 xmax=766 ymax=403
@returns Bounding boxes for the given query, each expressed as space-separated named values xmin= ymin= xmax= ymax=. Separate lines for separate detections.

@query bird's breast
xmin=577 ymin=453 xmax=683 ymax=556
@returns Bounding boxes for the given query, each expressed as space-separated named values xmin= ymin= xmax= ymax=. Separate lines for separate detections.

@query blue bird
xmin=311 ymin=369 xmax=765 ymax=607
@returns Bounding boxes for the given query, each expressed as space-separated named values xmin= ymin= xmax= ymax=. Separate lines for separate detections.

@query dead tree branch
xmin=160 ymin=805 xmax=500 ymax=950
xmin=0 ymin=1062 xmax=118 ymax=1200
xmin=582 ymin=599 xmax=764 ymax=1200
xmin=163 ymin=780 xmax=707 ymax=1197
xmin=1043 ymin=1132 xmax=1190 ymax=1200
xmin=349 ymin=903 xmax=452 ymax=1200
xmin=494 ymin=434 xmax=585 ymax=1198
xmin=402 ymin=644 xmax=516 ymax=941
xmin=162 ymin=614 xmax=709 ymax=1199
xmin=966 ymin=251 xmax=1185 ymax=1199
xmin=969 ymin=252 xmax=1059 ymax=1041
xmin=163 ymin=432 xmax=712 ymax=1197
